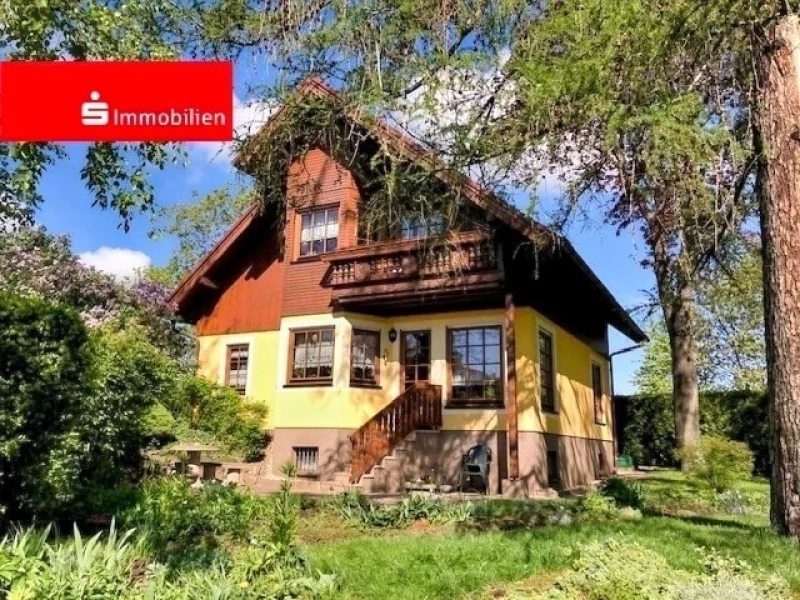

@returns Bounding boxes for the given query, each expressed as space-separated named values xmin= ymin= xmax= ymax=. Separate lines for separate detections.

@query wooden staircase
xmin=350 ymin=383 xmax=442 ymax=484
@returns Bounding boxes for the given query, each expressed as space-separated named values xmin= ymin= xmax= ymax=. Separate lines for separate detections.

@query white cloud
xmin=191 ymin=94 xmax=278 ymax=167
xmin=79 ymin=246 xmax=151 ymax=280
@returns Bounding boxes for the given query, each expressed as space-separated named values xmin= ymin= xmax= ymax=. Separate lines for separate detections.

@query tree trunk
xmin=665 ymin=284 xmax=701 ymax=459
xmin=754 ymin=13 xmax=800 ymax=538
xmin=648 ymin=218 xmax=701 ymax=459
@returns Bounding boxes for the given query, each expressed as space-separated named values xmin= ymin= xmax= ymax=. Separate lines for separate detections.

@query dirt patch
xmin=466 ymin=572 xmax=563 ymax=599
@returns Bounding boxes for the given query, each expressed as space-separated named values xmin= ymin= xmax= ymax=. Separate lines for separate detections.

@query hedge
xmin=614 ymin=390 xmax=769 ymax=476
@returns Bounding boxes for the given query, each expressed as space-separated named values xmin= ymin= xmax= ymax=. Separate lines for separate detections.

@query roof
xmin=170 ymin=77 xmax=647 ymax=344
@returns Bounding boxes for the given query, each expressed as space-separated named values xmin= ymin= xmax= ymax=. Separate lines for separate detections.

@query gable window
xmin=592 ymin=362 xmax=606 ymax=424
xmin=400 ymin=215 xmax=445 ymax=240
xmin=539 ymin=330 xmax=556 ymax=412
xmin=226 ymin=344 xmax=249 ymax=394
xmin=449 ymin=326 xmax=503 ymax=407
xmin=299 ymin=207 xmax=339 ymax=257
xmin=289 ymin=327 xmax=335 ymax=384
xmin=351 ymin=329 xmax=380 ymax=386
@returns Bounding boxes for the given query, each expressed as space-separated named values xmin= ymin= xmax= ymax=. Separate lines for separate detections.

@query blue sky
xmin=33 ymin=64 xmax=656 ymax=394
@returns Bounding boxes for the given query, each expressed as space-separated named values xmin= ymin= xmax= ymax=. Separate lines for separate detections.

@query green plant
xmin=164 ymin=375 xmax=267 ymax=461
xmin=715 ymin=488 xmax=750 ymax=515
xmin=676 ymin=436 xmax=754 ymax=492
xmin=120 ymin=477 xmax=267 ymax=556
xmin=577 ymin=491 xmax=619 ymax=521
xmin=536 ymin=539 xmax=789 ymax=599
xmin=617 ymin=391 xmax=769 ymax=475
xmin=0 ymin=294 xmax=93 ymax=518
xmin=601 ymin=478 xmax=646 ymax=509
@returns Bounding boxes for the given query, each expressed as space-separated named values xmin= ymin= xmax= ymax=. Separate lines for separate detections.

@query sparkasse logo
xmin=0 ymin=61 xmax=233 ymax=143
xmin=81 ymin=92 xmax=109 ymax=126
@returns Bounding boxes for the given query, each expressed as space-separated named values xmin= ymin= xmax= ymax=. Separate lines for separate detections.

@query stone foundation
xmin=269 ymin=426 xmax=613 ymax=496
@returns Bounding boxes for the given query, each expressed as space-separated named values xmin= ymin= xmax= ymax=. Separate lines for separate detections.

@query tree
xmin=147 ymin=186 xmax=252 ymax=287
xmin=636 ymin=239 xmax=765 ymax=393
xmin=0 ymin=226 xmax=192 ymax=361
xmin=0 ymin=0 xmax=190 ymax=228
xmin=752 ymin=8 xmax=800 ymax=538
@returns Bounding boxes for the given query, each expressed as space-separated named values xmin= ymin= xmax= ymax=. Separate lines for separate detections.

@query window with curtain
xmin=299 ymin=207 xmax=339 ymax=257
xmin=539 ymin=330 xmax=556 ymax=412
xmin=449 ymin=326 xmax=503 ymax=406
xmin=351 ymin=329 xmax=380 ymax=385
xmin=226 ymin=344 xmax=249 ymax=394
xmin=290 ymin=327 xmax=335 ymax=383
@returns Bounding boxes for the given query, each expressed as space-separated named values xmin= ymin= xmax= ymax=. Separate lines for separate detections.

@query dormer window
xmin=300 ymin=207 xmax=339 ymax=257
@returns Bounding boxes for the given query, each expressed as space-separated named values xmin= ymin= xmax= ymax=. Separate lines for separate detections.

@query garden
xmin=2 ymin=457 xmax=799 ymax=599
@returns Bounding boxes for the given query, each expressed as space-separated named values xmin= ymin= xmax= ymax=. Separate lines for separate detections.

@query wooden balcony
xmin=321 ymin=232 xmax=505 ymax=312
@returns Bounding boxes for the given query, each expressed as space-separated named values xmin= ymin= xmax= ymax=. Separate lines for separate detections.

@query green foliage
xmin=577 ymin=491 xmax=620 ymax=520
xmin=120 ymin=477 xmax=266 ymax=556
xmin=332 ymin=492 xmax=473 ymax=529
xmin=677 ymin=436 xmax=754 ymax=492
xmin=617 ymin=390 xmax=769 ymax=475
xmin=0 ymin=294 xmax=93 ymax=517
xmin=537 ymin=538 xmax=788 ymax=599
xmin=164 ymin=375 xmax=267 ymax=461
xmin=600 ymin=478 xmax=646 ymax=509
xmin=0 ymin=1 xmax=189 ymax=227
xmin=86 ymin=325 xmax=177 ymax=485
xmin=0 ymin=517 xmax=337 ymax=600
xmin=147 ymin=187 xmax=253 ymax=287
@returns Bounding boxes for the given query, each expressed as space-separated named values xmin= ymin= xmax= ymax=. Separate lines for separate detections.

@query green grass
xmin=304 ymin=472 xmax=800 ymax=599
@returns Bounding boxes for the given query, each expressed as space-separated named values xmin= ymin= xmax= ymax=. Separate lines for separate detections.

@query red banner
xmin=0 ymin=61 xmax=233 ymax=142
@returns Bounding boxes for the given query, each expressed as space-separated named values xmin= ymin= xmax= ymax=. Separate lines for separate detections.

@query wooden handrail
xmin=350 ymin=383 xmax=442 ymax=483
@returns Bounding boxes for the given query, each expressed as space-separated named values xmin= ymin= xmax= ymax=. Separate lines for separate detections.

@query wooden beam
xmin=199 ymin=276 xmax=219 ymax=290
xmin=505 ymin=292 xmax=520 ymax=480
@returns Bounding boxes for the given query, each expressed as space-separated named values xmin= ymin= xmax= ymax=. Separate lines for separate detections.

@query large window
xmin=351 ymin=329 xmax=380 ymax=386
xmin=592 ymin=362 xmax=605 ymax=424
xmin=289 ymin=327 xmax=335 ymax=384
xmin=299 ymin=207 xmax=339 ymax=257
xmin=449 ymin=326 xmax=503 ymax=406
xmin=539 ymin=330 xmax=556 ymax=412
xmin=226 ymin=344 xmax=249 ymax=394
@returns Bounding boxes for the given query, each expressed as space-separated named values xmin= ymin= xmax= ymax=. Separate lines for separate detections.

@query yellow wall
xmin=516 ymin=307 xmax=613 ymax=441
xmin=197 ymin=331 xmax=281 ymax=428
xmin=195 ymin=307 xmax=612 ymax=440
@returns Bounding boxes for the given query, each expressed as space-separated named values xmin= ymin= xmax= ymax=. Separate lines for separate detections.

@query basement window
xmin=294 ymin=447 xmax=319 ymax=477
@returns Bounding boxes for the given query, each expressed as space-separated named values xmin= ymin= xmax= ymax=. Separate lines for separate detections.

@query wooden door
xmin=402 ymin=330 xmax=431 ymax=389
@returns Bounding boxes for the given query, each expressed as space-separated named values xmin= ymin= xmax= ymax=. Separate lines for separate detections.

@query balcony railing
xmin=323 ymin=231 xmax=500 ymax=289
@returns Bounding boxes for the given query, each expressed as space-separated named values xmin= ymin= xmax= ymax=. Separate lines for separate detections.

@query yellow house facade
xmin=171 ymin=78 xmax=646 ymax=495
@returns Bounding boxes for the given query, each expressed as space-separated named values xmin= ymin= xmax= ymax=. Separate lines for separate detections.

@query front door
xmin=402 ymin=330 xmax=431 ymax=390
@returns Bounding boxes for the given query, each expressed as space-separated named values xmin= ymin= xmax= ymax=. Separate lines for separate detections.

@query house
xmin=169 ymin=78 xmax=647 ymax=496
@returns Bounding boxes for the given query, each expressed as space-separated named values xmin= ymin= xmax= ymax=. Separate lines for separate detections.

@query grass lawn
xmin=304 ymin=471 xmax=800 ymax=599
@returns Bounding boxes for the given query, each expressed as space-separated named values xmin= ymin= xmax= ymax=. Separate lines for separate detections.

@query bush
xmin=120 ymin=477 xmax=267 ymax=556
xmin=0 ymin=294 xmax=93 ymax=518
xmin=600 ymin=478 xmax=646 ymax=509
xmin=676 ymin=436 xmax=754 ymax=492
xmin=616 ymin=391 xmax=769 ymax=475
xmin=163 ymin=375 xmax=267 ymax=461
xmin=83 ymin=325 xmax=178 ymax=486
